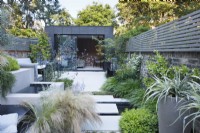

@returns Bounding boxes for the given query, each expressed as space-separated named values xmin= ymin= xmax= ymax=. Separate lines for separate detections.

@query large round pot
xmin=158 ymin=97 xmax=192 ymax=133
xmin=103 ymin=61 xmax=111 ymax=71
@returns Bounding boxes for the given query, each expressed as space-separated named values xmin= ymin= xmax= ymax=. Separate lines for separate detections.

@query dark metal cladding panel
xmin=96 ymin=27 xmax=106 ymax=34
xmin=63 ymin=26 xmax=72 ymax=34
xmin=45 ymin=26 xmax=114 ymax=48
xmin=79 ymin=26 xmax=95 ymax=34
xmin=53 ymin=26 xmax=63 ymax=34
xmin=71 ymin=26 xmax=80 ymax=34
xmin=45 ymin=26 xmax=54 ymax=36
xmin=104 ymin=27 xmax=114 ymax=38
xmin=45 ymin=26 xmax=113 ymax=37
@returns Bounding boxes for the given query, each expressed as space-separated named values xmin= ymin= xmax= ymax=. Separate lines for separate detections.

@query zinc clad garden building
xmin=45 ymin=26 xmax=113 ymax=70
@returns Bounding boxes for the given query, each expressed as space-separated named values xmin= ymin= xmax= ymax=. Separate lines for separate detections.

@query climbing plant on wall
xmin=29 ymin=32 xmax=51 ymax=63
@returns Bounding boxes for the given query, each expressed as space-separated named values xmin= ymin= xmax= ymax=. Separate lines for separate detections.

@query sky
xmin=58 ymin=0 xmax=118 ymax=18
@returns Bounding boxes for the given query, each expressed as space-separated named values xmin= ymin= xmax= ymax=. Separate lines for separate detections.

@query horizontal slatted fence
xmin=3 ymin=37 xmax=38 ymax=51
xmin=126 ymin=10 xmax=200 ymax=52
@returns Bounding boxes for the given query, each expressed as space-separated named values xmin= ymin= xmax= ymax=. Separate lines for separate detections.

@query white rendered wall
xmin=11 ymin=68 xmax=34 ymax=93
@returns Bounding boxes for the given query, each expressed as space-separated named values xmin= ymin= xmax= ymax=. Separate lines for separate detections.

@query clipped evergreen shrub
xmin=120 ymin=108 xmax=158 ymax=133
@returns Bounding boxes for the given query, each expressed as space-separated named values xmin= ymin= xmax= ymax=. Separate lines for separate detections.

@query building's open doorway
xmin=76 ymin=35 xmax=104 ymax=70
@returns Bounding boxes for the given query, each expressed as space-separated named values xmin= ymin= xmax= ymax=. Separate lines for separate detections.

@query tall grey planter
xmin=158 ymin=97 xmax=192 ymax=133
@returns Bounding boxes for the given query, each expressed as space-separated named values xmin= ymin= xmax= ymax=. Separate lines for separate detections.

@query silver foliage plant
xmin=126 ymin=54 xmax=143 ymax=69
xmin=178 ymin=76 xmax=200 ymax=133
xmin=144 ymin=69 xmax=200 ymax=132
xmin=144 ymin=70 xmax=192 ymax=109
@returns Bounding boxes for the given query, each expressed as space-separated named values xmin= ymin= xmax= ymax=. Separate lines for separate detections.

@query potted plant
xmin=178 ymin=77 xmax=200 ymax=132
xmin=93 ymin=37 xmax=116 ymax=71
xmin=144 ymin=70 xmax=193 ymax=133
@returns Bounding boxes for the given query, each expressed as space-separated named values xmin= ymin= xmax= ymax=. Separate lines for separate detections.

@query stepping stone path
xmin=96 ymin=103 xmax=119 ymax=115
xmin=82 ymin=116 xmax=121 ymax=133
xmin=83 ymin=95 xmax=129 ymax=132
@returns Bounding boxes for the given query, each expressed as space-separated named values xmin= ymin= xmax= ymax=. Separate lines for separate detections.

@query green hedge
xmin=120 ymin=108 xmax=158 ymax=133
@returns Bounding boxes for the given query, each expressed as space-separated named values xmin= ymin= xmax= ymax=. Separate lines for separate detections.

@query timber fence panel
xmin=126 ymin=10 xmax=200 ymax=52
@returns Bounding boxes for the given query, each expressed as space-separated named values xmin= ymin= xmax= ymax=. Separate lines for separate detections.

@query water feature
xmin=14 ymin=83 xmax=51 ymax=94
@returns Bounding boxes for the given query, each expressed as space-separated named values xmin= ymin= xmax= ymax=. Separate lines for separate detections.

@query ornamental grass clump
xmin=3 ymin=55 xmax=20 ymax=71
xmin=21 ymin=90 xmax=101 ymax=133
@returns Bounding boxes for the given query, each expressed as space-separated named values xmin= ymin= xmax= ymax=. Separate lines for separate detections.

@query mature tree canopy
xmin=8 ymin=1 xmax=23 ymax=28
xmin=75 ymin=2 xmax=116 ymax=26
xmin=35 ymin=0 xmax=61 ymax=26
xmin=0 ymin=7 xmax=12 ymax=46
xmin=51 ymin=8 xmax=72 ymax=26
xmin=117 ymin=0 xmax=200 ymax=29
xmin=2 ymin=0 xmax=72 ymax=28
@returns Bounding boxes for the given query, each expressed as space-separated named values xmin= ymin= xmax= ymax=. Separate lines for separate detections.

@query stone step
xmin=92 ymin=95 xmax=114 ymax=103
xmin=82 ymin=116 xmax=121 ymax=132
xmin=96 ymin=103 xmax=118 ymax=115
xmin=92 ymin=95 xmax=129 ymax=104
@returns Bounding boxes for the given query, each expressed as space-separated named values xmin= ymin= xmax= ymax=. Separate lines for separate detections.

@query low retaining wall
xmin=1 ymin=82 xmax=64 ymax=105
xmin=11 ymin=68 xmax=34 ymax=93
xmin=0 ymin=68 xmax=64 ymax=105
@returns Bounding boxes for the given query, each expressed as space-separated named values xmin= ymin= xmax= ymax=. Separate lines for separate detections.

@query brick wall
xmin=131 ymin=52 xmax=200 ymax=77
xmin=3 ymin=37 xmax=38 ymax=58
